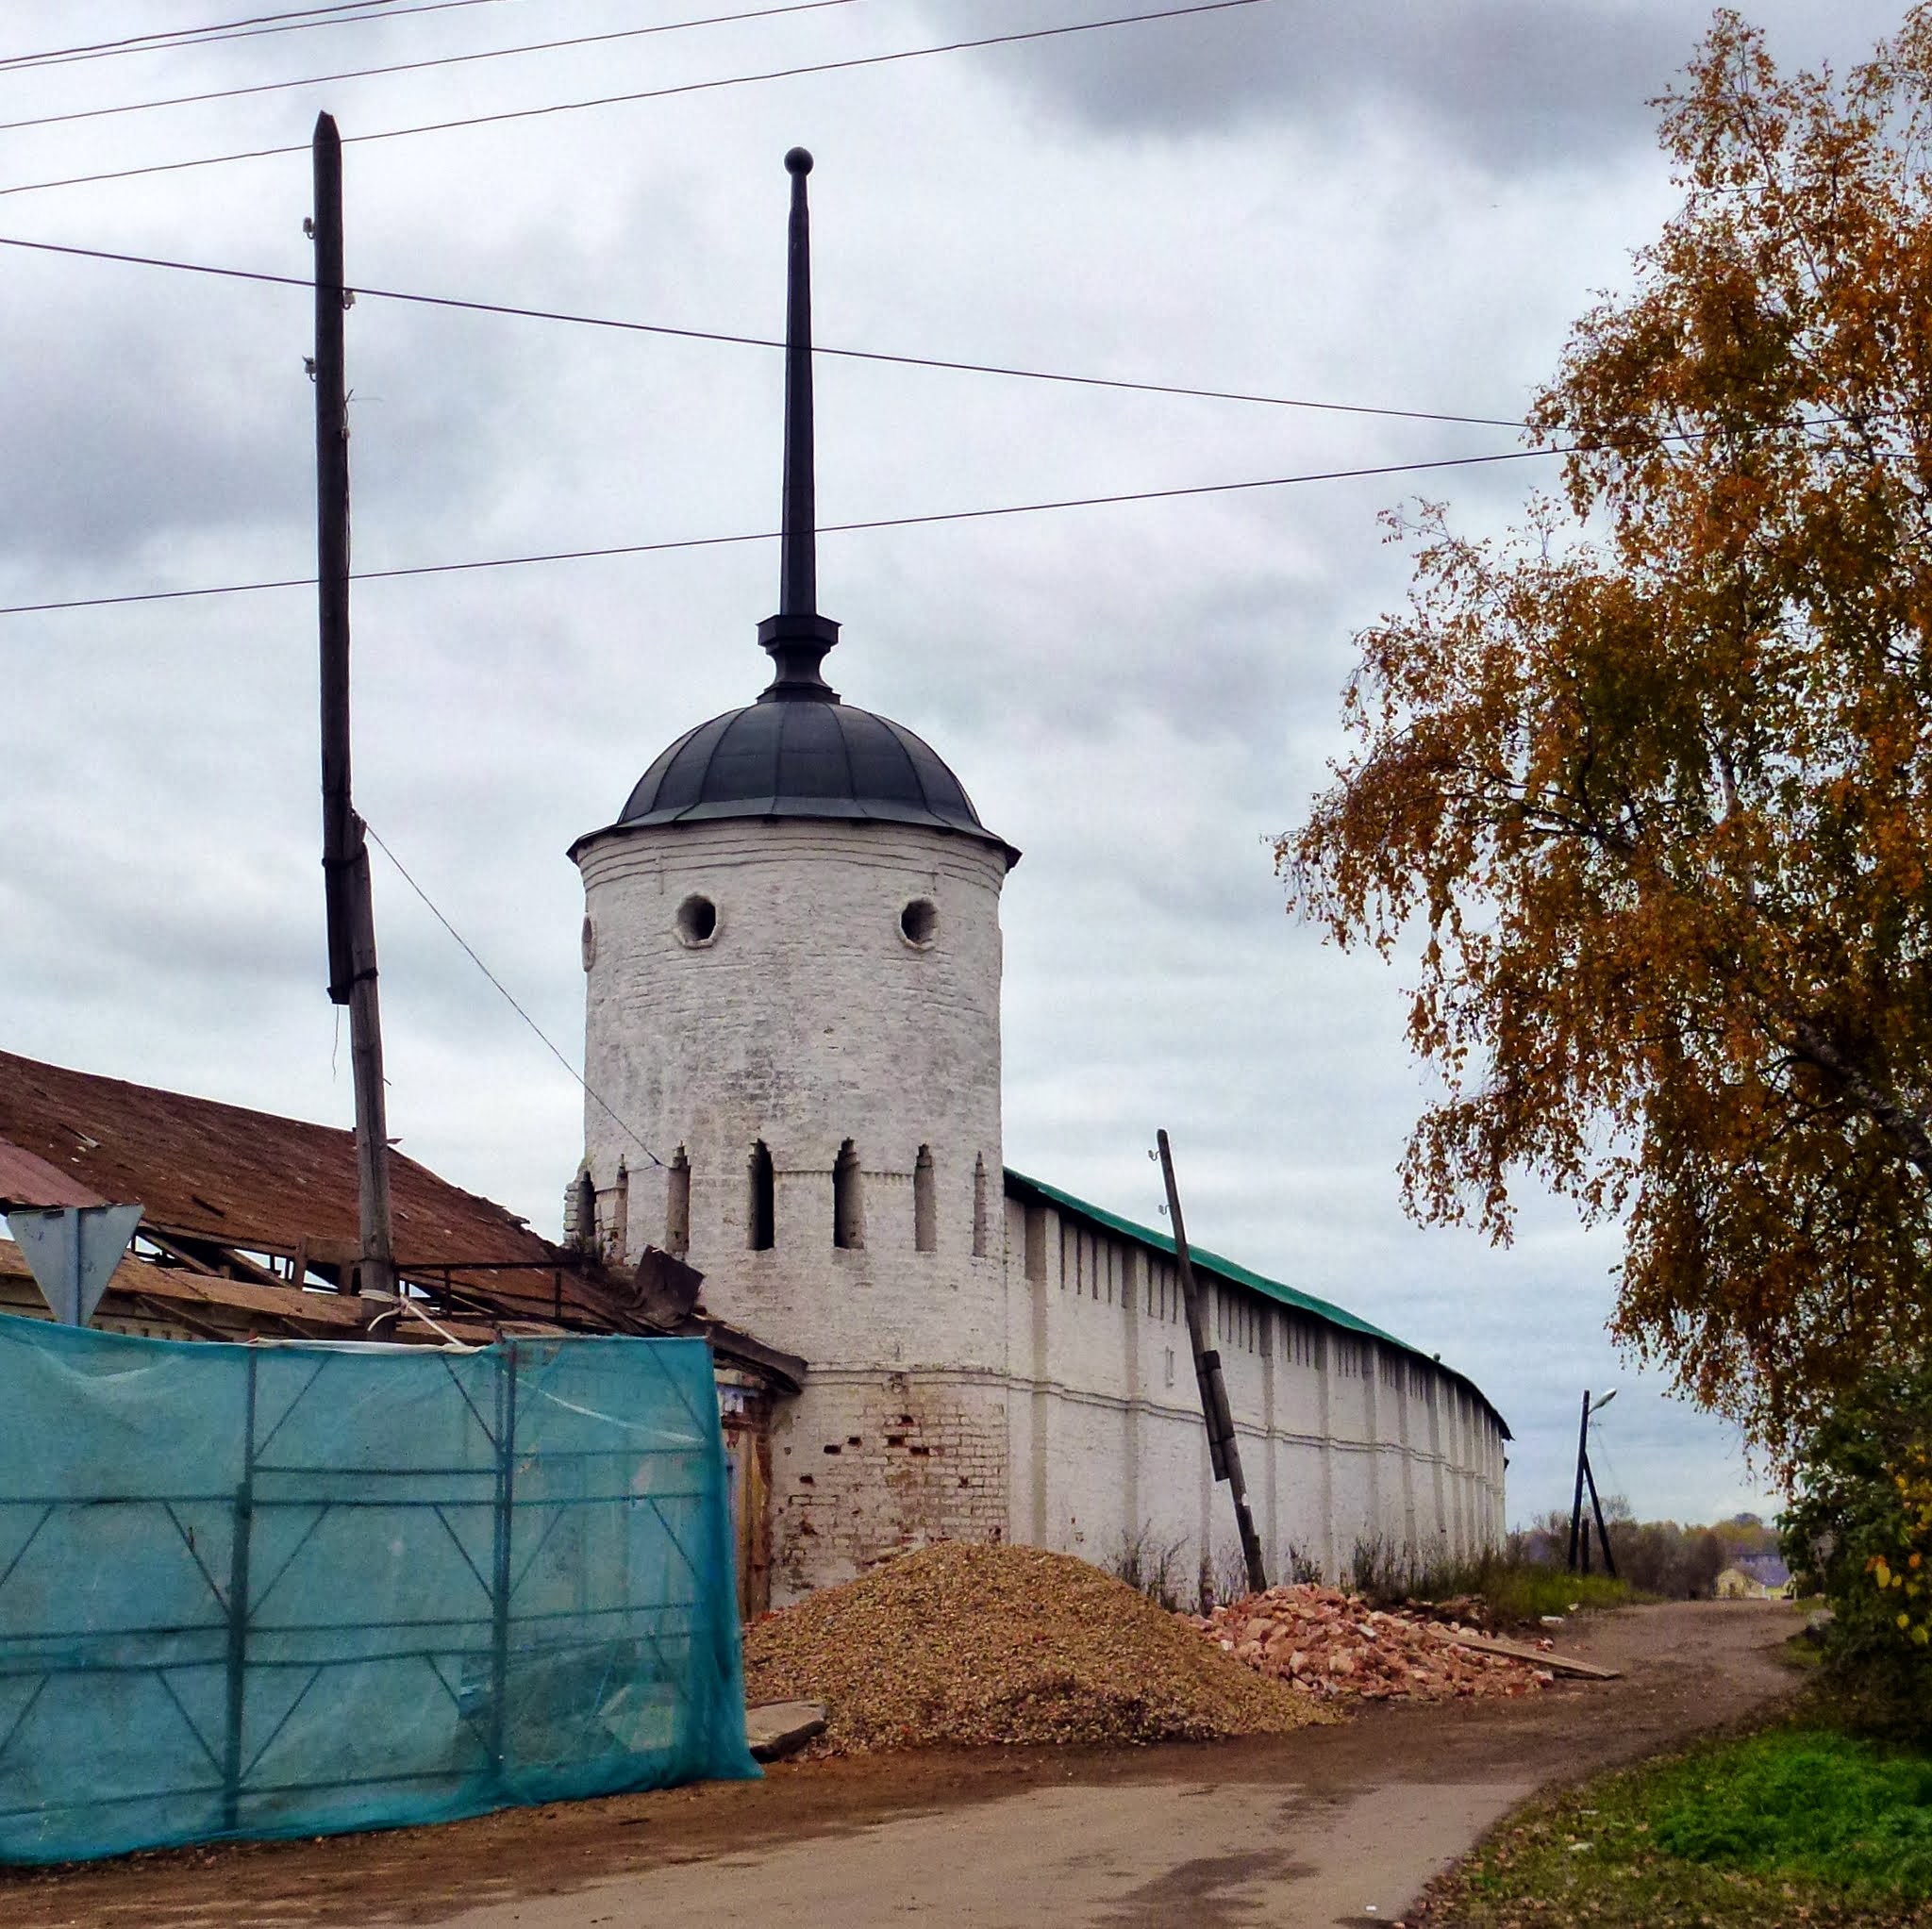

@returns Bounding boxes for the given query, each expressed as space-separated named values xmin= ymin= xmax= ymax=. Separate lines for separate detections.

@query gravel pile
xmin=742 ymin=1542 xmax=1327 ymax=1753
xmin=1191 ymin=1585 xmax=1555 ymax=1702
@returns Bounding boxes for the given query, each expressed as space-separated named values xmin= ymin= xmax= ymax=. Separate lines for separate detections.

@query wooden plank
xmin=142 ymin=1229 xmax=285 ymax=1290
xmin=746 ymin=1701 xmax=826 ymax=1763
xmin=1442 ymin=1630 xmax=1621 ymax=1678
xmin=131 ymin=1267 xmax=367 ymax=1327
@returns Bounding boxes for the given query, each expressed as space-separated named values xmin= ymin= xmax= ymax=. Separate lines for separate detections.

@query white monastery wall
xmin=998 ymin=1190 xmax=1508 ymax=1602
xmin=574 ymin=813 xmax=1506 ymax=1606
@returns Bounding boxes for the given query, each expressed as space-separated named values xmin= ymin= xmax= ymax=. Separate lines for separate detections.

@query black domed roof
xmin=575 ymin=149 xmax=1017 ymax=871
xmin=610 ymin=698 xmax=1018 ymax=866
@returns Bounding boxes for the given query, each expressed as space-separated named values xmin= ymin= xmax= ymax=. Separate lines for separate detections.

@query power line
xmin=0 ymin=443 xmax=1553 ymax=619
xmin=1588 ymin=1422 xmax=1632 ymax=1518
xmin=1 ymin=1 xmax=391 ymax=69
xmin=0 ymin=0 xmax=858 ymax=134
xmin=0 ymin=0 xmax=1273 ymax=199
xmin=0 ymin=0 xmax=525 ymax=75
xmin=363 ymin=820 xmax=667 ymax=1170
xmin=0 ymin=234 xmax=1526 ymax=430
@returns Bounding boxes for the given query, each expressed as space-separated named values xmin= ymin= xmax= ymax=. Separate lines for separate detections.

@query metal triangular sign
xmin=5 ymin=1204 xmax=143 ymax=1326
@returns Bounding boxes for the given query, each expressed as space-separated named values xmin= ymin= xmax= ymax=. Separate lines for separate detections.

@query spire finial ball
xmin=785 ymin=146 xmax=813 ymax=175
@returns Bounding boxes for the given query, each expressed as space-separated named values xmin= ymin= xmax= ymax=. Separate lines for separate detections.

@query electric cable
xmin=1 ymin=1 xmax=395 ymax=70
xmin=1589 ymin=1423 xmax=1628 ymax=1501
xmin=1588 ymin=1422 xmax=1634 ymax=1538
xmin=0 ymin=443 xmax=1555 ymax=619
xmin=362 ymin=820 xmax=668 ymax=1169
xmin=8 ymin=397 xmax=1855 ymax=621
xmin=0 ymin=0 xmax=1273 ymax=199
xmin=0 ymin=0 xmax=858 ymax=134
xmin=0 ymin=0 xmax=525 ymax=75
xmin=0 ymin=234 xmax=1526 ymax=429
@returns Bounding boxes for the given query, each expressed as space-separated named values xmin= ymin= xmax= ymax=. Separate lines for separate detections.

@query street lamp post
xmin=1567 ymin=1389 xmax=1620 ymax=1579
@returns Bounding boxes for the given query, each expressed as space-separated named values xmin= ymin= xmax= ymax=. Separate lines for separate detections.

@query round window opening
xmin=675 ymin=894 xmax=718 ymax=947
xmin=900 ymin=897 xmax=939 ymax=948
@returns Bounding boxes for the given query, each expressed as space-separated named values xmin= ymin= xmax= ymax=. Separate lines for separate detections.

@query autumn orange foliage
xmin=1286 ymin=10 xmax=1932 ymax=1466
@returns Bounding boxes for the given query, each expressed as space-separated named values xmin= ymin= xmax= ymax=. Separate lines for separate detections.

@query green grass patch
xmin=1478 ymin=1565 xmax=1637 ymax=1622
xmin=1346 ymin=1538 xmax=1640 ymax=1621
xmin=1435 ymin=1724 xmax=1932 ymax=1927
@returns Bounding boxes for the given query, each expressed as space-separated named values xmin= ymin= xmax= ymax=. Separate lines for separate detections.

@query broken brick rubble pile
xmin=742 ymin=1542 xmax=1328 ymax=1753
xmin=1191 ymin=1585 xmax=1556 ymax=1702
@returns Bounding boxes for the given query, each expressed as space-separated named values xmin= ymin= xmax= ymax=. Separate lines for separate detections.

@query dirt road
xmin=1 ymin=1601 xmax=1800 ymax=1929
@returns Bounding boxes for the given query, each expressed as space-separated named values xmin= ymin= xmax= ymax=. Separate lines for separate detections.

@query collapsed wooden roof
xmin=0 ymin=1048 xmax=801 ymax=1389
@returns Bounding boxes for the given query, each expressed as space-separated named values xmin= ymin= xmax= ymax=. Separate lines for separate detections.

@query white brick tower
xmin=569 ymin=151 xmax=1020 ymax=1596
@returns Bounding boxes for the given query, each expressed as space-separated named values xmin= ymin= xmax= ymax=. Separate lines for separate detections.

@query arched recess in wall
xmin=833 ymin=1139 xmax=864 ymax=1250
xmin=913 ymin=1145 xmax=936 ymax=1253
xmin=666 ymin=1146 xmax=691 ymax=1256
xmin=748 ymin=1140 xmax=774 ymax=1251
xmin=972 ymin=1154 xmax=990 ymax=1258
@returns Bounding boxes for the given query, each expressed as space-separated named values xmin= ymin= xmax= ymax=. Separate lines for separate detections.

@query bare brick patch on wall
xmin=773 ymin=1373 xmax=1008 ymax=1596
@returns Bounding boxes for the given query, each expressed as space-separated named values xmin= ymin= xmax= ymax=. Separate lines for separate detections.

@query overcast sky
xmin=0 ymin=0 xmax=1910 ymax=1531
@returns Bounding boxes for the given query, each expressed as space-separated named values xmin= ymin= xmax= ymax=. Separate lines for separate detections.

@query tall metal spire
xmin=758 ymin=146 xmax=841 ymax=703
xmin=779 ymin=146 xmax=816 ymax=622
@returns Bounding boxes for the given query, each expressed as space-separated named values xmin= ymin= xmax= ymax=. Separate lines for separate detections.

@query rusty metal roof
xmin=0 ymin=1047 xmax=544 ymax=1271
xmin=0 ymin=1049 xmax=803 ymax=1389
xmin=0 ymin=1135 xmax=106 ymax=1209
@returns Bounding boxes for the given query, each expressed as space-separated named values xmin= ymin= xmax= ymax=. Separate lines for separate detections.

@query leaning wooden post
xmin=1567 ymin=1389 xmax=1591 ymax=1572
xmin=1157 ymin=1130 xmax=1267 ymax=1598
xmin=312 ymin=111 xmax=395 ymax=1301
xmin=1581 ymin=1449 xmax=1619 ymax=1581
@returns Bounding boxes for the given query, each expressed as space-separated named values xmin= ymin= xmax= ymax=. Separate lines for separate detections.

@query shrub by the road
xmin=1783 ymin=1362 xmax=1932 ymax=1738
xmin=1598 ymin=1519 xmax=1728 ymax=1600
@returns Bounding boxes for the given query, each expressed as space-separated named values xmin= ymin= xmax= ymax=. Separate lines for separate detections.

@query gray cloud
xmin=924 ymin=0 xmax=1684 ymax=167
xmin=0 ymin=308 xmax=303 ymax=567
xmin=932 ymin=0 xmax=1911 ymax=172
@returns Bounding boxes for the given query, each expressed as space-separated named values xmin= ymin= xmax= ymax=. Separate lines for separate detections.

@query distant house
xmin=1715 ymin=1555 xmax=1791 ymax=1600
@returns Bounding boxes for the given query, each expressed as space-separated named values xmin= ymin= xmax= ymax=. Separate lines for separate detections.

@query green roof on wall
xmin=1003 ymin=1167 xmax=1510 ymax=1440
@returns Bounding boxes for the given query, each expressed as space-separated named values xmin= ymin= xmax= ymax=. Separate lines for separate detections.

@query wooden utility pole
xmin=1157 ymin=1130 xmax=1267 ymax=1597
xmin=312 ymin=112 xmax=394 ymax=1301
xmin=1566 ymin=1389 xmax=1619 ymax=1579
xmin=1583 ymin=1446 xmax=1618 ymax=1581
xmin=1567 ymin=1389 xmax=1590 ymax=1571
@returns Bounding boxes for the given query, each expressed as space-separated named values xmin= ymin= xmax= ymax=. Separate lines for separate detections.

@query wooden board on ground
xmin=747 ymin=1700 xmax=828 ymax=1762
xmin=1442 ymin=1631 xmax=1621 ymax=1679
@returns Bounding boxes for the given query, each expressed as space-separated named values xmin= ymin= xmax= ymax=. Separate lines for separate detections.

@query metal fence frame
xmin=0 ymin=1334 xmax=742 ymax=1858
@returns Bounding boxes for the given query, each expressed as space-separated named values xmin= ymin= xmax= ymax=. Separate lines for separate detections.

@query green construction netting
xmin=0 ymin=1313 xmax=758 ymax=1865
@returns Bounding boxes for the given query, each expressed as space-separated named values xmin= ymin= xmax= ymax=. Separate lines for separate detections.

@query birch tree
xmin=1288 ymin=10 xmax=1932 ymax=1464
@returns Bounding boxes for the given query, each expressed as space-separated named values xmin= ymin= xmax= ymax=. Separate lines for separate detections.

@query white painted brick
xmin=574 ymin=811 xmax=1507 ymax=1605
